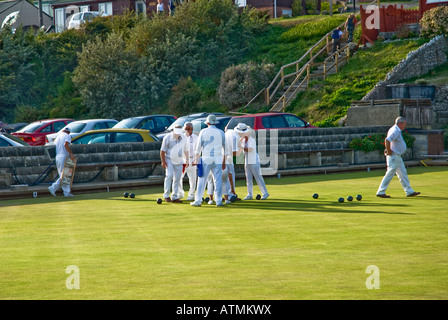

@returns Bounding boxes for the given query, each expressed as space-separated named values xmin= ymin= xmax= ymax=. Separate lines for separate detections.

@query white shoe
xmin=48 ymin=187 xmax=56 ymax=197
xmin=208 ymin=200 xmax=214 ymax=205
xmin=190 ymin=201 xmax=201 ymax=207
xmin=243 ymin=195 xmax=253 ymax=200
xmin=261 ymin=193 xmax=270 ymax=200
xmin=64 ymin=193 xmax=74 ymax=198
xmin=186 ymin=196 xmax=195 ymax=201
xmin=225 ymin=200 xmax=232 ymax=205
xmin=216 ymin=202 xmax=224 ymax=207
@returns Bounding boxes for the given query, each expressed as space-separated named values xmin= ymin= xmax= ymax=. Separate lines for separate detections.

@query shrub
xmin=349 ymin=132 xmax=415 ymax=153
xmin=420 ymin=6 xmax=448 ymax=38
xmin=218 ymin=61 xmax=275 ymax=109
xmin=168 ymin=77 xmax=202 ymax=116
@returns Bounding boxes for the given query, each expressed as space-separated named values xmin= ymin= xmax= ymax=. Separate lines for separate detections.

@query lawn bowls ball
xmin=356 ymin=194 xmax=362 ymax=201
xmin=347 ymin=196 xmax=353 ymax=202
xmin=256 ymin=194 xmax=261 ymax=200
xmin=123 ymin=192 xmax=129 ymax=198
xmin=313 ymin=193 xmax=319 ymax=199
xmin=157 ymin=198 xmax=162 ymax=204
xmin=130 ymin=193 xmax=135 ymax=198
xmin=338 ymin=197 xmax=344 ymax=203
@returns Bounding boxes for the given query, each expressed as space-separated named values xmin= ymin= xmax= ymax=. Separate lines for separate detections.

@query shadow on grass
xmin=232 ymin=199 xmax=415 ymax=215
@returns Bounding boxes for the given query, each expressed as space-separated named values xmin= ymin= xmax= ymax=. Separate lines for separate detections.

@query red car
xmin=225 ymin=112 xmax=317 ymax=131
xmin=12 ymin=119 xmax=75 ymax=146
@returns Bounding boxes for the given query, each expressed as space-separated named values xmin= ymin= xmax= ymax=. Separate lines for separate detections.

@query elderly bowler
xmin=376 ymin=117 xmax=420 ymax=198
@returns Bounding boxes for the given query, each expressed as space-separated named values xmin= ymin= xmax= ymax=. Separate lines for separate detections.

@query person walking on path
xmin=345 ymin=13 xmax=358 ymax=42
xmin=376 ymin=117 xmax=420 ymax=198
xmin=190 ymin=114 xmax=226 ymax=207
xmin=234 ymin=123 xmax=269 ymax=201
xmin=160 ymin=126 xmax=187 ymax=203
xmin=48 ymin=127 xmax=75 ymax=198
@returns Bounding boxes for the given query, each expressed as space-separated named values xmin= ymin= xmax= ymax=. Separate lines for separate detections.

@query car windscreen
xmin=4 ymin=133 xmax=29 ymax=145
xmin=65 ymin=123 xmax=86 ymax=133
xmin=113 ymin=118 xmax=142 ymax=129
xmin=167 ymin=118 xmax=190 ymax=131
xmin=17 ymin=122 xmax=44 ymax=133
xmin=225 ymin=117 xmax=255 ymax=131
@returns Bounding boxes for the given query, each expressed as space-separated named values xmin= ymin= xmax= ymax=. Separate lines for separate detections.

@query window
xmin=55 ymin=8 xmax=66 ymax=32
xmin=154 ymin=117 xmax=172 ymax=133
xmin=235 ymin=0 xmax=247 ymax=7
xmin=262 ymin=115 xmax=287 ymax=128
xmin=283 ymin=115 xmax=306 ymax=128
xmin=99 ymin=2 xmax=113 ymax=16
xmin=135 ymin=1 xmax=146 ymax=15
xmin=80 ymin=6 xmax=90 ymax=13
xmin=73 ymin=133 xmax=109 ymax=144
xmin=225 ymin=117 xmax=254 ymax=131
xmin=115 ymin=133 xmax=144 ymax=143
xmin=0 ymin=137 xmax=11 ymax=147
xmin=93 ymin=122 xmax=110 ymax=130
xmin=66 ymin=123 xmax=87 ymax=133
xmin=139 ymin=118 xmax=155 ymax=131
xmin=53 ymin=121 xmax=67 ymax=132
xmin=40 ymin=124 xmax=53 ymax=133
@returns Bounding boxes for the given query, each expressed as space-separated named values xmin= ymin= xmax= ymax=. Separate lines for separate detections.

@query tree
xmin=72 ymin=32 xmax=163 ymax=119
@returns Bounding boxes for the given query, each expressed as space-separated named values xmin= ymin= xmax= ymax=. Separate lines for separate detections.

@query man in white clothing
xmin=190 ymin=114 xmax=226 ymax=207
xmin=376 ymin=117 xmax=420 ymax=198
xmin=160 ymin=126 xmax=187 ymax=203
xmin=225 ymin=128 xmax=240 ymax=200
xmin=234 ymin=123 xmax=269 ymax=200
xmin=48 ymin=127 xmax=75 ymax=197
xmin=180 ymin=122 xmax=198 ymax=201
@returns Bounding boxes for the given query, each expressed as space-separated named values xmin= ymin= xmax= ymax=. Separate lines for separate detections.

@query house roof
xmin=0 ymin=1 xmax=20 ymax=14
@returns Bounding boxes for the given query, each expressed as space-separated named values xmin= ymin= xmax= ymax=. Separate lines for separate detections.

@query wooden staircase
xmin=238 ymin=2 xmax=379 ymax=115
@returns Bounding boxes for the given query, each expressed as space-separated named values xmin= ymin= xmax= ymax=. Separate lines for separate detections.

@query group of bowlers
xmin=46 ymin=114 xmax=419 ymax=201
xmin=160 ymin=114 xmax=269 ymax=207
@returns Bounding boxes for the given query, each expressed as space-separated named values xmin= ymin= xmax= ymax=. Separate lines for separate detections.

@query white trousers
xmin=195 ymin=162 xmax=223 ymax=204
xmin=180 ymin=165 xmax=197 ymax=199
xmin=207 ymin=169 xmax=230 ymax=197
xmin=227 ymin=164 xmax=236 ymax=196
xmin=164 ymin=159 xmax=183 ymax=200
xmin=50 ymin=155 xmax=71 ymax=196
xmin=377 ymin=154 xmax=415 ymax=196
xmin=245 ymin=162 xmax=268 ymax=197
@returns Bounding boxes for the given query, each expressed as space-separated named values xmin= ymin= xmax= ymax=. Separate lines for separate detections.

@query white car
xmin=45 ymin=119 xmax=118 ymax=146
xmin=67 ymin=11 xmax=101 ymax=30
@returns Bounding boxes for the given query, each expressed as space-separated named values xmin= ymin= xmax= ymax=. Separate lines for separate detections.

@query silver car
xmin=45 ymin=119 xmax=118 ymax=146
xmin=67 ymin=11 xmax=101 ymax=30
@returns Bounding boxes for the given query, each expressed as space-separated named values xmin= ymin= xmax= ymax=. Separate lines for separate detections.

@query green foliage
xmin=218 ymin=61 xmax=275 ymax=109
xmin=73 ymin=32 xmax=160 ymax=119
xmin=349 ymin=132 xmax=416 ymax=153
xmin=289 ymin=39 xmax=428 ymax=126
xmin=168 ymin=77 xmax=202 ymax=116
xmin=420 ymin=6 xmax=448 ymax=38
xmin=280 ymin=15 xmax=346 ymax=42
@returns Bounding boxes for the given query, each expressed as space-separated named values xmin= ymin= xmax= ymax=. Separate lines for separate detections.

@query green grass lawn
xmin=1 ymin=166 xmax=447 ymax=300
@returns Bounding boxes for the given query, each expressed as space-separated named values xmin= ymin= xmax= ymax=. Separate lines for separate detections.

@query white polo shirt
xmin=54 ymin=131 xmax=71 ymax=158
xmin=161 ymin=132 xmax=187 ymax=164
xmin=386 ymin=124 xmax=407 ymax=155
xmin=195 ymin=125 xmax=226 ymax=165
xmin=183 ymin=132 xmax=198 ymax=165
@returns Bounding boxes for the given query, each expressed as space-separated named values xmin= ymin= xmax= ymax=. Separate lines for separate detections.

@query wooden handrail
xmin=254 ymin=0 xmax=379 ymax=111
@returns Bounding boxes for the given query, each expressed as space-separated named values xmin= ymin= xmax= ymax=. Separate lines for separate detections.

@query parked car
xmin=45 ymin=119 xmax=118 ymax=146
xmin=71 ymin=128 xmax=159 ymax=145
xmin=225 ymin=112 xmax=316 ymax=131
xmin=67 ymin=11 xmax=102 ymax=29
xmin=190 ymin=115 xmax=232 ymax=135
xmin=0 ymin=133 xmax=30 ymax=147
xmin=156 ymin=112 xmax=224 ymax=139
xmin=1 ymin=122 xmax=28 ymax=133
xmin=12 ymin=119 xmax=74 ymax=146
xmin=113 ymin=115 xmax=176 ymax=135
